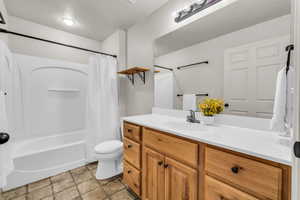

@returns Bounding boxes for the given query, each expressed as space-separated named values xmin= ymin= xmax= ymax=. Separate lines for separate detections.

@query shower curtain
xmin=86 ymin=54 xmax=120 ymax=162
xmin=0 ymin=41 xmax=22 ymax=187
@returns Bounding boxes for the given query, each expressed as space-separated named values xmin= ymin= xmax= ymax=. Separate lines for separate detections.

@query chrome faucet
xmin=186 ymin=110 xmax=200 ymax=123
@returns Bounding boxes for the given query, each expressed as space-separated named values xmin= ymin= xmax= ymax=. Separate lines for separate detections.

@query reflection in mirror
xmin=153 ymin=0 xmax=292 ymax=118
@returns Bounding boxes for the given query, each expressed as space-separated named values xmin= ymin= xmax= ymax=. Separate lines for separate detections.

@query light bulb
xmin=63 ymin=17 xmax=74 ymax=26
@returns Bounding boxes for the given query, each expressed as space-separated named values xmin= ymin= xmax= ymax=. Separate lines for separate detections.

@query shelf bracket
xmin=127 ymin=74 xmax=134 ymax=85
xmin=137 ymin=71 xmax=146 ymax=84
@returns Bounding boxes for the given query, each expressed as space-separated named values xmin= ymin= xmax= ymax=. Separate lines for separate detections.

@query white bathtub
xmin=3 ymin=131 xmax=87 ymax=191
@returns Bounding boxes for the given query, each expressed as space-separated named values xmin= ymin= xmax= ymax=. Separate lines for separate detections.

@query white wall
xmin=101 ymin=30 xmax=127 ymax=117
xmin=7 ymin=16 xmax=102 ymax=64
xmin=126 ymin=0 xmax=238 ymax=115
xmin=155 ymin=15 xmax=291 ymax=103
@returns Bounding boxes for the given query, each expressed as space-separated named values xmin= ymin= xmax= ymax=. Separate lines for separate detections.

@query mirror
xmin=153 ymin=0 xmax=291 ymax=118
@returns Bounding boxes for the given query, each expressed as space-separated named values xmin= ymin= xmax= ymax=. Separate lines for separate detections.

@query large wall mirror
xmin=153 ymin=0 xmax=292 ymax=118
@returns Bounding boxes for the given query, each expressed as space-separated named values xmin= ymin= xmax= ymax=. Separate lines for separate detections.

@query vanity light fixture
xmin=175 ymin=0 xmax=223 ymax=23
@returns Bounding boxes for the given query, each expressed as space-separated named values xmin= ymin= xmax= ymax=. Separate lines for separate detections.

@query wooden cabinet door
xmin=142 ymin=147 xmax=165 ymax=200
xmin=165 ymin=157 xmax=198 ymax=200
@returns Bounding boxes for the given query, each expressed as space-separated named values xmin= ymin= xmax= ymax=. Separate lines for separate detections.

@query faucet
xmin=186 ymin=110 xmax=200 ymax=123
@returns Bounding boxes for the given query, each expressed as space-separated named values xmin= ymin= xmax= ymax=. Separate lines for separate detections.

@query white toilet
xmin=94 ymin=140 xmax=123 ymax=180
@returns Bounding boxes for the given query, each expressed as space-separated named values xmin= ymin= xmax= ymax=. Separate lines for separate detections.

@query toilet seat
xmin=94 ymin=140 xmax=123 ymax=154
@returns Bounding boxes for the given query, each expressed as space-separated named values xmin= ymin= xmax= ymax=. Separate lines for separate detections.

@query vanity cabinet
xmin=122 ymin=121 xmax=291 ymax=200
xmin=205 ymin=175 xmax=260 ymax=200
xmin=205 ymin=147 xmax=283 ymax=200
xmin=142 ymin=147 xmax=165 ymax=200
xmin=142 ymin=146 xmax=198 ymax=200
xmin=123 ymin=122 xmax=142 ymax=197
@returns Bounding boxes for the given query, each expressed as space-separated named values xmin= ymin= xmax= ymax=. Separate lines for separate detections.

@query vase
xmin=201 ymin=116 xmax=215 ymax=125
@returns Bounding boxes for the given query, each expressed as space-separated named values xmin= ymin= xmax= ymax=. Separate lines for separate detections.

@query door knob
xmin=0 ymin=132 xmax=9 ymax=145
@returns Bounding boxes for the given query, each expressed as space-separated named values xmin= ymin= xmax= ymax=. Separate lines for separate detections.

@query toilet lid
xmin=94 ymin=140 xmax=123 ymax=154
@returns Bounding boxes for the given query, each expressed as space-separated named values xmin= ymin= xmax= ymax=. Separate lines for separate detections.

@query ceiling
xmin=4 ymin=0 xmax=168 ymax=41
xmin=155 ymin=0 xmax=291 ymax=57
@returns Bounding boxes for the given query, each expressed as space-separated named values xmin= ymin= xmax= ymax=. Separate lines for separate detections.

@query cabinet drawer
xmin=124 ymin=122 xmax=141 ymax=142
xmin=205 ymin=147 xmax=282 ymax=200
xmin=205 ymin=175 xmax=260 ymax=200
xmin=124 ymin=138 xmax=141 ymax=169
xmin=123 ymin=161 xmax=141 ymax=196
xmin=143 ymin=128 xmax=198 ymax=168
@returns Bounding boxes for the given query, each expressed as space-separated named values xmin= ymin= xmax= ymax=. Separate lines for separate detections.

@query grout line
xmin=69 ymin=169 xmax=83 ymax=200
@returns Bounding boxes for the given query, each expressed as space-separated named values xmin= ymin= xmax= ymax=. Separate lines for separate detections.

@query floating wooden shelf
xmin=154 ymin=70 xmax=160 ymax=73
xmin=118 ymin=67 xmax=149 ymax=85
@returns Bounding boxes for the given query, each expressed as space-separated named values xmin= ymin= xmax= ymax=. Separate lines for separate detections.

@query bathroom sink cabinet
xmin=122 ymin=122 xmax=291 ymax=200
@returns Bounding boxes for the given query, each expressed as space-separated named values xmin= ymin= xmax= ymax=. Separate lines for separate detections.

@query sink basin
xmin=164 ymin=121 xmax=208 ymax=132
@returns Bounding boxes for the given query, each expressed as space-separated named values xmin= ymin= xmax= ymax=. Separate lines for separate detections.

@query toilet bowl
xmin=94 ymin=140 xmax=123 ymax=180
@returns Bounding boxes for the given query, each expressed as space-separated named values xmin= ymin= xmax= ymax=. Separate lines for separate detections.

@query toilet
xmin=94 ymin=140 xmax=123 ymax=180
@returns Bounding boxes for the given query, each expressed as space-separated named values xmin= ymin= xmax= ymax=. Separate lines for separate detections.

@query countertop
xmin=122 ymin=114 xmax=292 ymax=166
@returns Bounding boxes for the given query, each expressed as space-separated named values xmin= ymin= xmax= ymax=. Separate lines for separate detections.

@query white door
xmin=224 ymin=36 xmax=290 ymax=118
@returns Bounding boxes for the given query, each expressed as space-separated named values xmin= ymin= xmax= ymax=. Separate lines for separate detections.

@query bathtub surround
xmin=87 ymin=55 xmax=120 ymax=162
xmin=0 ymin=41 xmax=18 ymax=188
xmin=1 ymin=162 xmax=138 ymax=200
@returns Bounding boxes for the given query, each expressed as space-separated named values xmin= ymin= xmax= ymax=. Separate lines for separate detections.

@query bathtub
xmin=3 ymin=131 xmax=87 ymax=191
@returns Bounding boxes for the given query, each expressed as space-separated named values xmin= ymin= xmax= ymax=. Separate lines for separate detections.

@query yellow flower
xmin=199 ymin=98 xmax=225 ymax=116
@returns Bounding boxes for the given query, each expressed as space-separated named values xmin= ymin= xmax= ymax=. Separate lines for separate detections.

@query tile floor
xmin=0 ymin=162 xmax=139 ymax=200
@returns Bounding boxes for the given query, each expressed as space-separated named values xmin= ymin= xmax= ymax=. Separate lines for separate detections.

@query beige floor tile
xmin=97 ymin=176 xmax=119 ymax=186
xmin=90 ymin=168 xmax=97 ymax=179
xmin=51 ymin=172 xmax=75 ymax=193
xmin=102 ymin=179 xmax=125 ymax=195
xmin=81 ymin=189 xmax=107 ymax=200
xmin=50 ymin=172 xmax=72 ymax=183
xmin=28 ymin=178 xmax=51 ymax=192
xmin=9 ymin=195 xmax=26 ymax=200
xmin=110 ymin=189 xmax=136 ymax=200
xmin=41 ymin=196 xmax=54 ymax=200
xmin=77 ymin=179 xmax=99 ymax=195
xmin=54 ymin=186 xmax=79 ymax=200
xmin=71 ymin=166 xmax=88 ymax=175
xmin=27 ymin=185 xmax=52 ymax=200
xmin=86 ymin=162 xmax=98 ymax=170
xmin=72 ymin=170 xmax=93 ymax=184
xmin=2 ymin=186 xmax=27 ymax=200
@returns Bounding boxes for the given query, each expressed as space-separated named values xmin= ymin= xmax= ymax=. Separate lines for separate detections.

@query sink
xmin=164 ymin=121 xmax=208 ymax=132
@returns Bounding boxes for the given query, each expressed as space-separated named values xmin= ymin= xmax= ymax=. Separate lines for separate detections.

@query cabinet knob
xmin=0 ymin=132 xmax=9 ymax=145
xmin=158 ymin=161 xmax=163 ymax=166
xmin=127 ymin=170 xmax=132 ymax=174
xmin=231 ymin=166 xmax=242 ymax=174
xmin=127 ymin=129 xmax=132 ymax=133
xmin=164 ymin=164 xmax=169 ymax=168
xmin=220 ymin=196 xmax=229 ymax=200
xmin=127 ymin=144 xmax=133 ymax=148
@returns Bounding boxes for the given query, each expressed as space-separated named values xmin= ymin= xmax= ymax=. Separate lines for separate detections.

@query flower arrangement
xmin=199 ymin=98 xmax=225 ymax=117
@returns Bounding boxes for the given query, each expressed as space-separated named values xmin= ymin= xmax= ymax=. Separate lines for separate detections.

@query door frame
xmin=292 ymin=0 xmax=300 ymax=199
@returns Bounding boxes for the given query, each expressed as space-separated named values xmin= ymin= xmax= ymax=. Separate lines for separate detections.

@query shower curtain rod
xmin=0 ymin=28 xmax=117 ymax=58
